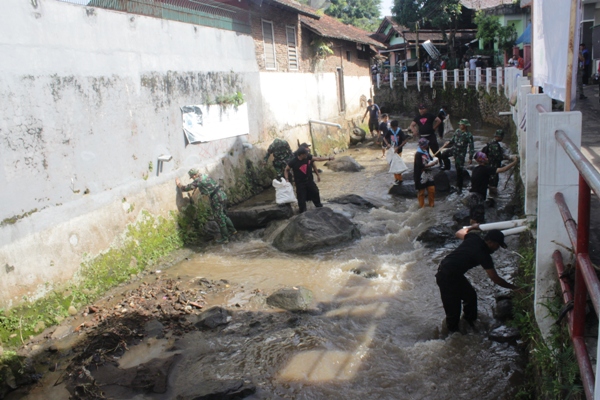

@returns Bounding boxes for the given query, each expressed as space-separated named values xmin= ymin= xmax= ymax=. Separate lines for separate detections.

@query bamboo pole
xmin=565 ymin=0 xmax=579 ymax=111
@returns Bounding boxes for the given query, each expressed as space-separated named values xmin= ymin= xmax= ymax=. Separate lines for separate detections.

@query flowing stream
xmin=17 ymin=120 xmax=525 ymax=400
xmin=157 ymin=121 xmax=524 ymax=399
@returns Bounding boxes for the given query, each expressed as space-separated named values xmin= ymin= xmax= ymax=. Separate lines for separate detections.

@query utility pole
xmin=416 ymin=21 xmax=420 ymax=71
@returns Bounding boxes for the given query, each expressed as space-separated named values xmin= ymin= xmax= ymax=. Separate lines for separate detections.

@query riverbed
xmin=10 ymin=122 xmax=525 ymax=400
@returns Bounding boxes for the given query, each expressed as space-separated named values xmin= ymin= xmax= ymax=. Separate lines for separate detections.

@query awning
xmin=516 ymin=23 xmax=531 ymax=45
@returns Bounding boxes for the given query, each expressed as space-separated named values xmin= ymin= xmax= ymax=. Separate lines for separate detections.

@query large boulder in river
xmin=227 ymin=203 xmax=293 ymax=230
xmin=433 ymin=170 xmax=451 ymax=193
xmin=350 ymin=127 xmax=366 ymax=145
xmin=328 ymin=194 xmax=380 ymax=208
xmin=267 ymin=287 xmax=314 ymax=311
xmin=416 ymin=226 xmax=455 ymax=247
xmin=273 ymin=207 xmax=360 ymax=253
xmin=325 ymin=156 xmax=364 ymax=172
xmin=389 ymin=181 xmax=417 ymax=197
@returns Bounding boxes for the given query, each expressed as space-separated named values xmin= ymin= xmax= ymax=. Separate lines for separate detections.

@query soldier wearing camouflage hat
xmin=481 ymin=129 xmax=510 ymax=194
xmin=443 ymin=118 xmax=475 ymax=193
xmin=264 ymin=138 xmax=294 ymax=179
xmin=176 ymin=169 xmax=237 ymax=244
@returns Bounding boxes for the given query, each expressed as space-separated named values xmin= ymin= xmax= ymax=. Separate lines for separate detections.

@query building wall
xmin=250 ymin=3 xmax=302 ymax=72
xmin=0 ymin=0 xmax=371 ymax=308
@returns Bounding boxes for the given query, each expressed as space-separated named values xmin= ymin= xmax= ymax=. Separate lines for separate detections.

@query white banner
xmin=532 ymin=0 xmax=581 ymax=108
xmin=181 ymin=103 xmax=249 ymax=144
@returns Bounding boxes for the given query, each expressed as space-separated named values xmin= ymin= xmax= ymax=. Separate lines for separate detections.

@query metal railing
xmin=375 ymin=66 xmax=512 ymax=94
xmin=551 ymin=126 xmax=600 ymax=399
xmin=56 ymin=0 xmax=251 ymax=33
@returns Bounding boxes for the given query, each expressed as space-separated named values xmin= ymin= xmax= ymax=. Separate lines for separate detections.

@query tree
xmin=474 ymin=12 xmax=516 ymax=57
xmin=392 ymin=0 xmax=467 ymax=66
xmin=324 ymin=0 xmax=382 ymax=31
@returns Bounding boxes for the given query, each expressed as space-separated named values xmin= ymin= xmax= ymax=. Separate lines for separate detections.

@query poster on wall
xmin=181 ymin=103 xmax=249 ymax=144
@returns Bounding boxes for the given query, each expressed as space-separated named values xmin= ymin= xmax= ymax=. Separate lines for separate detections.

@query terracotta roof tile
xmin=265 ymin=0 xmax=320 ymax=17
xmin=299 ymin=14 xmax=385 ymax=48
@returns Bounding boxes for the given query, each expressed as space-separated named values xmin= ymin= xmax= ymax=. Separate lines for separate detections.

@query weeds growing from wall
xmin=0 ymin=211 xmax=182 ymax=349
xmin=511 ymin=233 xmax=584 ymax=399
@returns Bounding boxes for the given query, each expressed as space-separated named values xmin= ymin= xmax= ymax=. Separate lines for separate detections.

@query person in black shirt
xmin=467 ymin=152 xmax=518 ymax=223
xmin=362 ymin=99 xmax=381 ymax=138
xmin=385 ymin=120 xmax=410 ymax=184
xmin=410 ymin=104 xmax=442 ymax=155
xmin=284 ymin=147 xmax=323 ymax=213
xmin=378 ymin=113 xmax=390 ymax=158
xmin=435 ymin=225 xmax=520 ymax=334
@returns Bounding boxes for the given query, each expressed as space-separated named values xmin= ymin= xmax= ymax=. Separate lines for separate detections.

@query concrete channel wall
xmin=0 ymin=0 xmax=369 ymax=308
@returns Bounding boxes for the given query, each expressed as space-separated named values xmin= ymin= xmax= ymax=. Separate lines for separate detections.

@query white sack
xmin=386 ymin=147 xmax=395 ymax=164
xmin=272 ymin=178 xmax=296 ymax=204
xmin=389 ymin=154 xmax=408 ymax=175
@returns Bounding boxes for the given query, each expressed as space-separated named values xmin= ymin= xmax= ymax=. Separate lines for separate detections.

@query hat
xmin=475 ymin=152 xmax=488 ymax=162
xmin=418 ymin=138 xmax=429 ymax=147
xmin=418 ymin=104 xmax=427 ymax=110
xmin=485 ymin=229 xmax=507 ymax=248
xmin=459 ymin=118 xmax=471 ymax=126
xmin=367 ymin=99 xmax=373 ymax=103
xmin=299 ymin=142 xmax=311 ymax=148
xmin=296 ymin=147 xmax=309 ymax=155
xmin=188 ymin=168 xmax=200 ymax=177
xmin=494 ymin=129 xmax=505 ymax=138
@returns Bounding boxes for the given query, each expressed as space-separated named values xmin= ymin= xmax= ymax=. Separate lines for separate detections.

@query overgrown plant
xmin=511 ymin=234 xmax=584 ymax=399
xmin=0 ymin=211 xmax=182 ymax=348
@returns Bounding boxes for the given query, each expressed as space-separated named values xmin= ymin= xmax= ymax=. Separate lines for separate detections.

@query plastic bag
xmin=389 ymin=154 xmax=408 ymax=175
xmin=443 ymin=115 xmax=454 ymax=135
xmin=272 ymin=178 xmax=296 ymax=204
xmin=385 ymin=147 xmax=395 ymax=164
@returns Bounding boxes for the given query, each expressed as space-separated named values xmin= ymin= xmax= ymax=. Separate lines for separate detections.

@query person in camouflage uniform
xmin=264 ymin=138 xmax=293 ymax=179
xmin=444 ymin=118 xmax=475 ymax=193
xmin=176 ymin=169 xmax=237 ymax=243
xmin=482 ymin=129 xmax=509 ymax=194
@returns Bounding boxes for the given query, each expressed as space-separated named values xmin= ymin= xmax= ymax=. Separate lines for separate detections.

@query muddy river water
xmin=16 ymin=121 xmax=525 ymax=400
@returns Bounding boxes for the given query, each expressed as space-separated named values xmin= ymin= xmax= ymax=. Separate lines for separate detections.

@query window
xmin=336 ymin=67 xmax=346 ymax=112
xmin=262 ymin=20 xmax=276 ymax=70
xmin=346 ymin=51 xmax=351 ymax=61
xmin=286 ymin=26 xmax=298 ymax=70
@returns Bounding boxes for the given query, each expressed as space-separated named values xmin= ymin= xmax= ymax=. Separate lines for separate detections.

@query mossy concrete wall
xmin=0 ymin=0 xmax=367 ymax=309
xmin=375 ymin=84 xmax=511 ymax=128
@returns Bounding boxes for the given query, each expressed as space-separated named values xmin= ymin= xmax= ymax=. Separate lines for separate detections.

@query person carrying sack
xmin=384 ymin=120 xmax=409 ymax=185
xmin=414 ymin=138 xmax=439 ymax=208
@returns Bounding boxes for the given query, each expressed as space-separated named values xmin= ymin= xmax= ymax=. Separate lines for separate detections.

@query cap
xmin=367 ymin=99 xmax=373 ymax=103
xmin=459 ymin=118 xmax=471 ymax=126
xmin=494 ymin=129 xmax=505 ymax=138
xmin=296 ymin=147 xmax=309 ymax=155
xmin=475 ymin=152 xmax=488 ymax=162
xmin=299 ymin=142 xmax=311 ymax=148
xmin=418 ymin=104 xmax=427 ymax=110
xmin=188 ymin=168 xmax=200 ymax=177
xmin=418 ymin=138 xmax=429 ymax=147
xmin=485 ymin=229 xmax=507 ymax=248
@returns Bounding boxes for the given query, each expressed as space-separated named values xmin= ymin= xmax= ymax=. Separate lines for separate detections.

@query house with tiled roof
xmin=245 ymin=0 xmax=385 ymax=152
xmin=374 ymin=16 xmax=476 ymax=70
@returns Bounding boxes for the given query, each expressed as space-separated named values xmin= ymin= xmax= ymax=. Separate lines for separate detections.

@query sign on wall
xmin=181 ymin=103 xmax=249 ymax=144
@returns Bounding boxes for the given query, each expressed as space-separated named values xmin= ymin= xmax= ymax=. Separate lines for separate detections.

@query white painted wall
xmin=0 ymin=0 xmax=367 ymax=307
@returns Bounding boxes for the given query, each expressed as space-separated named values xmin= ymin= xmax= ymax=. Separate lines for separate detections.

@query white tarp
xmin=181 ymin=103 xmax=249 ymax=144
xmin=532 ymin=0 xmax=581 ymax=108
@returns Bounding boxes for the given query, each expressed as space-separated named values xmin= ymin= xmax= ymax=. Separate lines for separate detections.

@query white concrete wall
xmin=535 ymin=110 xmax=581 ymax=339
xmin=0 ymin=0 xmax=367 ymax=308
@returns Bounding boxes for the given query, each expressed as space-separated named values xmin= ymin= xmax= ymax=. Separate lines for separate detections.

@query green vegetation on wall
xmin=0 ymin=211 xmax=182 ymax=348
xmin=512 ymin=234 xmax=583 ymax=399
xmin=226 ymin=160 xmax=274 ymax=205
xmin=374 ymin=85 xmax=511 ymax=128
